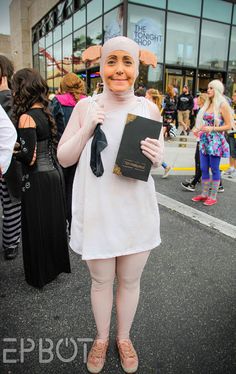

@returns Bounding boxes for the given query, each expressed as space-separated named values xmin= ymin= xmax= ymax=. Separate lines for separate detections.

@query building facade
xmin=10 ymin=0 xmax=236 ymax=95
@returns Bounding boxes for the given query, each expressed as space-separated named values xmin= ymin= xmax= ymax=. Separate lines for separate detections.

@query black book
xmin=113 ymin=113 xmax=162 ymax=181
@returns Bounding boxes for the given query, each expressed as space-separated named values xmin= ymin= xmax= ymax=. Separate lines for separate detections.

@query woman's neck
xmin=100 ymin=86 xmax=138 ymax=112
xmin=31 ymin=103 xmax=43 ymax=109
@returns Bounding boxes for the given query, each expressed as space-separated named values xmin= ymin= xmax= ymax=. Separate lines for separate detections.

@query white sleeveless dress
xmin=70 ymin=96 xmax=161 ymax=260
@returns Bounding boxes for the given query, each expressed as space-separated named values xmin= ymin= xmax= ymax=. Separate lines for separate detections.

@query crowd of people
xmin=1 ymin=34 xmax=236 ymax=373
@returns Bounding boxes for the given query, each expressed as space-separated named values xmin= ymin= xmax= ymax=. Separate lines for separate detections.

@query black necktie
xmin=90 ymin=124 xmax=108 ymax=177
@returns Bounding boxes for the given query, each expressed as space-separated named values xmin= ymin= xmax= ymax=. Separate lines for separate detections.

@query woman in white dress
xmin=57 ymin=36 xmax=164 ymax=373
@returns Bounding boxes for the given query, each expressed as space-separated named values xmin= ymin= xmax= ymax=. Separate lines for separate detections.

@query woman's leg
xmin=116 ymin=250 xmax=151 ymax=340
xmin=209 ymin=155 xmax=221 ymax=200
xmin=199 ymin=152 xmax=211 ymax=196
xmin=86 ymin=258 xmax=116 ymax=340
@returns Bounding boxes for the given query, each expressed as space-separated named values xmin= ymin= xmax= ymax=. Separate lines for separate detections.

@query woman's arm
xmin=201 ymin=102 xmax=232 ymax=133
xmin=15 ymin=114 xmax=37 ymax=166
xmin=57 ymin=98 xmax=105 ymax=167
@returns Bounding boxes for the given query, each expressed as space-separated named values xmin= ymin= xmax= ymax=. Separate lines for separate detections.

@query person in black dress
xmin=12 ymin=68 xmax=71 ymax=288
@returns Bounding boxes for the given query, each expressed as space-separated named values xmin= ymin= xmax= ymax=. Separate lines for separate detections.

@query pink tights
xmin=86 ymin=250 xmax=150 ymax=340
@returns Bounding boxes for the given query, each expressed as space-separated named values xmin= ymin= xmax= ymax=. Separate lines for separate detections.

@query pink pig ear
xmin=139 ymin=50 xmax=157 ymax=68
xmin=82 ymin=45 xmax=102 ymax=62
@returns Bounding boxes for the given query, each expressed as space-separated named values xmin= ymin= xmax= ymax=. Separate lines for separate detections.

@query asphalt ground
xmin=153 ymin=175 xmax=236 ymax=227
xmin=0 ymin=194 xmax=236 ymax=374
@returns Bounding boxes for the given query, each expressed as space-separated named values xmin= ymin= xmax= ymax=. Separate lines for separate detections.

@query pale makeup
xmin=103 ymin=50 xmax=136 ymax=92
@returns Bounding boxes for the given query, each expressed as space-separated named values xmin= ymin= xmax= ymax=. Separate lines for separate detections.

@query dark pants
xmin=192 ymin=142 xmax=201 ymax=186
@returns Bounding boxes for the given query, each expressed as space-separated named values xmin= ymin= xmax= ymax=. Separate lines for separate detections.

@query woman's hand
xmin=193 ymin=127 xmax=200 ymax=137
xmin=84 ymin=102 xmax=105 ymax=137
xmin=13 ymin=142 xmax=20 ymax=154
xmin=140 ymin=138 xmax=162 ymax=166
xmin=200 ymin=125 xmax=213 ymax=133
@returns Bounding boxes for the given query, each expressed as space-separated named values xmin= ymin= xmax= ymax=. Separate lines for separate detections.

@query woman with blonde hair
xmin=145 ymin=88 xmax=162 ymax=111
xmin=192 ymin=80 xmax=231 ymax=205
xmin=51 ymin=73 xmax=87 ymax=232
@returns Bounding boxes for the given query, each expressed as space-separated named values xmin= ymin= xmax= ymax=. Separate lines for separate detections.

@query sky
xmin=0 ymin=0 xmax=11 ymax=35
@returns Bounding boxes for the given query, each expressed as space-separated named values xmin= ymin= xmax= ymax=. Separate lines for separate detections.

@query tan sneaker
xmin=87 ymin=339 xmax=109 ymax=373
xmin=116 ymin=338 xmax=138 ymax=373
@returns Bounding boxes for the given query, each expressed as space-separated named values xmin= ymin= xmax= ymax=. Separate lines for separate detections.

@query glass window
xmin=128 ymin=0 xmax=166 ymax=9
xmin=62 ymin=17 xmax=72 ymax=38
xmin=148 ymin=64 xmax=163 ymax=92
xmin=73 ymin=27 xmax=86 ymax=72
xmin=226 ymin=72 xmax=236 ymax=97
xmin=53 ymin=25 xmax=61 ymax=43
xmin=39 ymin=37 xmax=45 ymax=50
xmin=168 ymin=0 xmax=201 ymax=17
xmin=87 ymin=18 xmax=102 ymax=69
xmin=39 ymin=53 xmax=46 ymax=80
xmin=45 ymin=32 xmax=52 ymax=48
xmin=74 ymin=7 xmax=86 ymax=30
xmin=128 ymin=4 xmax=165 ymax=63
xmin=33 ymin=55 xmax=39 ymax=71
xmin=104 ymin=6 xmax=123 ymax=42
xmin=233 ymin=5 xmax=236 ymax=25
xmin=87 ymin=17 xmax=102 ymax=47
xmin=62 ymin=34 xmax=73 ymax=73
xmin=46 ymin=46 xmax=54 ymax=88
xmin=229 ymin=26 xmax=236 ymax=71
xmin=166 ymin=13 xmax=200 ymax=67
xmin=199 ymin=20 xmax=230 ymax=70
xmin=53 ymin=41 xmax=62 ymax=81
xmin=203 ymin=0 xmax=232 ymax=23
xmin=87 ymin=0 xmax=102 ymax=23
xmin=33 ymin=42 xmax=38 ymax=55
xmin=104 ymin=0 xmax=122 ymax=13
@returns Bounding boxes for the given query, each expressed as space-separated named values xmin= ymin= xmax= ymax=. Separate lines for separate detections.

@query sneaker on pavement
xmin=181 ymin=181 xmax=196 ymax=192
xmin=4 ymin=245 xmax=19 ymax=260
xmin=223 ymin=167 xmax=234 ymax=176
xmin=209 ymin=185 xmax=224 ymax=193
xmin=116 ymin=338 xmax=138 ymax=374
xmin=192 ymin=195 xmax=208 ymax=202
xmin=162 ymin=166 xmax=171 ymax=179
xmin=228 ymin=170 xmax=236 ymax=179
xmin=203 ymin=197 xmax=217 ymax=206
xmin=87 ymin=339 xmax=109 ymax=373
xmin=185 ymin=176 xmax=194 ymax=184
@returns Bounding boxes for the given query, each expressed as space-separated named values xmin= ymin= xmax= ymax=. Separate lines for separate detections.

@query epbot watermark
xmin=2 ymin=337 xmax=93 ymax=364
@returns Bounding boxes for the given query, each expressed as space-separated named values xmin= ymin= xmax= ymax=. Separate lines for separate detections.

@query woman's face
xmin=207 ymin=85 xmax=215 ymax=99
xmin=103 ymin=50 xmax=136 ymax=92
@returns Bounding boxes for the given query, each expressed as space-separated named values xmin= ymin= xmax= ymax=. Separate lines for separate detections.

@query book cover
xmin=113 ymin=113 xmax=162 ymax=181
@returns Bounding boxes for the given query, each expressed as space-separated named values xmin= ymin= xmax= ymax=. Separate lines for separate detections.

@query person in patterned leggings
xmin=0 ymin=55 xmax=21 ymax=259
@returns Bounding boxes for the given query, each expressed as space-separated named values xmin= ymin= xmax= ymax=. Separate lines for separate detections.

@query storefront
xmin=32 ymin=0 xmax=236 ymax=96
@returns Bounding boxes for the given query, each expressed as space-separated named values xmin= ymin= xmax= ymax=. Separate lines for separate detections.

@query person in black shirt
xmin=177 ymin=85 xmax=193 ymax=135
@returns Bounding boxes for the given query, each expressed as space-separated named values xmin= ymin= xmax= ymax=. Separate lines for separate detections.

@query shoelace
xmin=90 ymin=341 xmax=107 ymax=359
xmin=118 ymin=341 xmax=136 ymax=358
